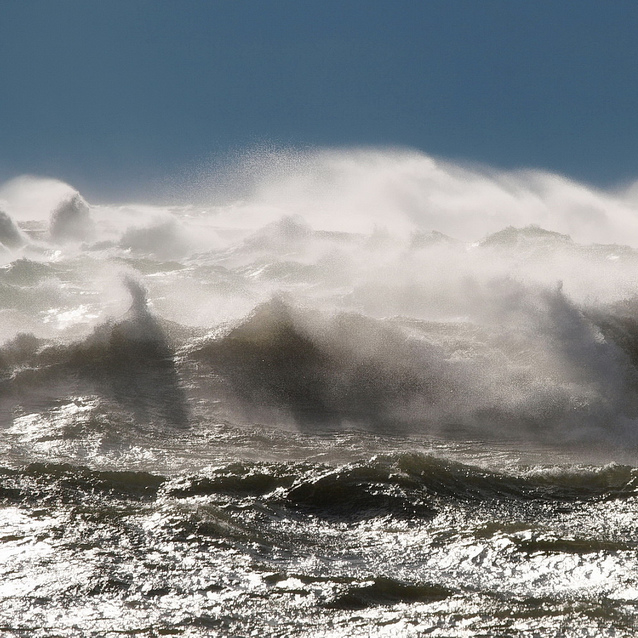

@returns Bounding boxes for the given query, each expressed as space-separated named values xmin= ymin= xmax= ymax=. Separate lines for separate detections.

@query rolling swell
xmin=0 ymin=462 xmax=163 ymax=505
xmin=2 ymin=452 xmax=638 ymax=636
xmin=3 ymin=453 xmax=637 ymax=515
xmin=324 ymin=577 xmax=455 ymax=610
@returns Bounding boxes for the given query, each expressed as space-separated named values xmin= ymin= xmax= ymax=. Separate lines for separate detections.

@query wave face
xmin=3 ymin=149 xmax=638 ymax=636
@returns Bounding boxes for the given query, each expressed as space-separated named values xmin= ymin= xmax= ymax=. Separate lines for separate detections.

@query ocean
xmin=1 ymin=149 xmax=638 ymax=636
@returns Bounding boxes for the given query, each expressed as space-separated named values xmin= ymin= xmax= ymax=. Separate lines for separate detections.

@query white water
xmin=2 ymin=148 xmax=638 ymax=445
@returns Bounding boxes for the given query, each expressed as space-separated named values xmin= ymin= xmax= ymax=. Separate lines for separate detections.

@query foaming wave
xmin=4 ymin=149 xmax=638 ymax=446
xmin=49 ymin=192 xmax=95 ymax=244
xmin=182 ymin=295 xmax=638 ymax=444
xmin=0 ymin=175 xmax=77 ymax=222
xmin=0 ymin=275 xmax=190 ymax=428
xmin=186 ymin=147 xmax=638 ymax=245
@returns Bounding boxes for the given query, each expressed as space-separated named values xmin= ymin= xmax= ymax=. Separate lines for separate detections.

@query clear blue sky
xmin=2 ymin=0 xmax=638 ymax=200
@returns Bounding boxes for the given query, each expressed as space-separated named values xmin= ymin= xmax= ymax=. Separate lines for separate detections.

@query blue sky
xmin=2 ymin=1 xmax=638 ymax=200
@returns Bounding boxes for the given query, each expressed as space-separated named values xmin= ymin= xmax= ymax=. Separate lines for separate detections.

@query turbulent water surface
xmin=2 ymin=149 xmax=638 ymax=636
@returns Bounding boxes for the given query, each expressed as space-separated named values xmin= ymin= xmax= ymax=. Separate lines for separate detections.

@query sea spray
xmin=3 ymin=149 xmax=638 ymax=441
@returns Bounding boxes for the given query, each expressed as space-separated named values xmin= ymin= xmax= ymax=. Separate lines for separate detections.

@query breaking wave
xmin=2 ymin=148 xmax=638 ymax=447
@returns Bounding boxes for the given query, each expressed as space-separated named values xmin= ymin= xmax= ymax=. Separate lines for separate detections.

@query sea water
xmin=1 ymin=148 xmax=638 ymax=636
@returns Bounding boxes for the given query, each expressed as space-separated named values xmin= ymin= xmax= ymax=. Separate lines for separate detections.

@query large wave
xmin=2 ymin=148 xmax=638 ymax=445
